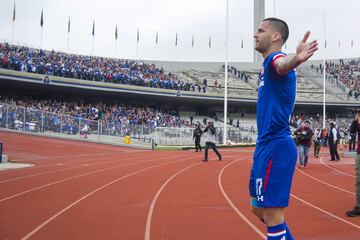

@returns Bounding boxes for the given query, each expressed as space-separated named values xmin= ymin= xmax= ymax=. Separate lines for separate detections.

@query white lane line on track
xmin=220 ymin=150 xmax=255 ymax=153
xmin=0 ymin=157 xmax=131 ymax=184
xmin=217 ymin=153 xmax=359 ymax=236
xmin=0 ymin=151 xmax=190 ymax=184
xmin=218 ymin=158 xmax=266 ymax=240
xmin=21 ymin=158 xmax=188 ymax=240
xmin=144 ymin=162 xmax=202 ymax=240
xmin=1 ymin=151 xmax=154 ymax=175
xmin=9 ymin=151 xmax=126 ymax=165
xmin=0 ymin=164 xmax=97 ymax=184
xmin=296 ymin=168 xmax=355 ymax=195
xmin=291 ymin=194 xmax=360 ymax=230
xmin=0 ymin=159 xmax=157 ymax=202
xmin=0 ymin=151 xmax=155 ymax=179
xmin=318 ymin=156 xmax=355 ymax=178
xmin=0 ymin=152 xmax=189 ymax=202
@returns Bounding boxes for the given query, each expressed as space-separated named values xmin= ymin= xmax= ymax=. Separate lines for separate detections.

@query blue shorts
xmin=249 ymin=136 xmax=297 ymax=208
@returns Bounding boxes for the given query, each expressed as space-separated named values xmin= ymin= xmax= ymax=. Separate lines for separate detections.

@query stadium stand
xmin=0 ymin=95 xmax=190 ymax=129
xmin=2 ymin=41 xmax=360 ymax=146
xmin=325 ymin=59 xmax=360 ymax=101
xmin=0 ymin=94 xmax=257 ymax=146
xmin=2 ymin=42 xmax=359 ymax=104
xmin=0 ymin=43 xmax=203 ymax=92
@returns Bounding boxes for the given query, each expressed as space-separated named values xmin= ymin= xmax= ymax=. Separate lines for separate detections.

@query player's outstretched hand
xmin=296 ymin=31 xmax=318 ymax=64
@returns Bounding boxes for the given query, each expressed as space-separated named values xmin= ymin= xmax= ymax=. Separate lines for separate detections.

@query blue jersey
xmin=256 ymin=51 xmax=296 ymax=145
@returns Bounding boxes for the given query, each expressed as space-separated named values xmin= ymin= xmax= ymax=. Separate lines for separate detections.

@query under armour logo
xmin=257 ymin=196 xmax=264 ymax=202
xmin=256 ymin=178 xmax=263 ymax=196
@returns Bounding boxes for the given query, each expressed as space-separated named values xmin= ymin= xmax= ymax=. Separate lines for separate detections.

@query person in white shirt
xmin=328 ymin=122 xmax=340 ymax=161
xmin=313 ymin=127 xmax=321 ymax=158
xmin=80 ymin=124 xmax=90 ymax=139
xmin=339 ymin=129 xmax=346 ymax=150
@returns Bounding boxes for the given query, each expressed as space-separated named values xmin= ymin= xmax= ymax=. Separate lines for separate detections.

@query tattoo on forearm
xmin=276 ymin=55 xmax=298 ymax=74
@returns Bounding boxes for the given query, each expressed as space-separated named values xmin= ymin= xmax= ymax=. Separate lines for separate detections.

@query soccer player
xmin=249 ymin=18 xmax=318 ymax=240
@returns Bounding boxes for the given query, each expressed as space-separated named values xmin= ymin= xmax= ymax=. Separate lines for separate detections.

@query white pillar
xmin=223 ymin=0 xmax=229 ymax=145
xmin=253 ymin=0 xmax=265 ymax=64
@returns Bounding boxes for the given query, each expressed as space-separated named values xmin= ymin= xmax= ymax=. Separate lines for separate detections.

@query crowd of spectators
xmin=291 ymin=112 xmax=353 ymax=129
xmin=222 ymin=64 xmax=252 ymax=82
xmin=0 ymin=95 xmax=192 ymax=137
xmin=0 ymin=43 xmax=203 ymax=92
xmin=324 ymin=59 xmax=360 ymax=100
xmin=290 ymin=112 xmax=353 ymax=148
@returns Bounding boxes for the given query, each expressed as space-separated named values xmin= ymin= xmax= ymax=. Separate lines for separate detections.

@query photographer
xmin=203 ymin=122 xmax=222 ymax=162
xmin=349 ymin=121 xmax=357 ymax=152
xmin=346 ymin=110 xmax=360 ymax=217
xmin=193 ymin=123 xmax=203 ymax=152
xmin=294 ymin=120 xmax=313 ymax=168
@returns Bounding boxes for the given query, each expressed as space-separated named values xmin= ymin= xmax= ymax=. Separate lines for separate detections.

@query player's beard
xmin=255 ymin=38 xmax=271 ymax=54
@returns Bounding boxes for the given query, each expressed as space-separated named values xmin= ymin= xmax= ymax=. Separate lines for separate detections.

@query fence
xmin=151 ymin=127 xmax=256 ymax=146
xmin=0 ymin=103 xmax=256 ymax=147
xmin=0 ymin=103 xmax=153 ymax=147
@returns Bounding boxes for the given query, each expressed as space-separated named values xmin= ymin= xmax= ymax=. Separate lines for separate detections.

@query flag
xmin=208 ymin=36 xmax=211 ymax=48
xmin=137 ymin=28 xmax=139 ymax=42
xmin=191 ymin=34 xmax=194 ymax=47
xmin=175 ymin=33 xmax=178 ymax=46
xmin=351 ymin=39 xmax=354 ymax=48
xmin=12 ymin=2 xmax=16 ymax=21
xmin=338 ymin=40 xmax=341 ymax=48
xmin=241 ymin=38 xmax=243 ymax=49
xmin=155 ymin=31 xmax=158 ymax=44
xmin=92 ymin=21 xmax=95 ymax=36
xmin=68 ymin=17 xmax=70 ymax=33
xmin=115 ymin=25 xmax=118 ymax=40
xmin=324 ymin=40 xmax=327 ymax=48
xmin=40 ymin=9 xmax=44 ymax=27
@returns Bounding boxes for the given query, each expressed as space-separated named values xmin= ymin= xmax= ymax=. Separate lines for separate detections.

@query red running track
xmin=0 ymin=132 xmax=359 ymax=239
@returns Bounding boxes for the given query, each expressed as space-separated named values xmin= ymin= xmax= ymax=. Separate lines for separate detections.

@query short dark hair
xmin=304 ymin=120 xmax=310 ymax=124
xmin=263 ymin=17 xmax=289 ymax=44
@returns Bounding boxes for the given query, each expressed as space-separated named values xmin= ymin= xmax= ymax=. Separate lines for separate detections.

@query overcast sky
xmin=1 ymin=0 xmax=360 ymax=62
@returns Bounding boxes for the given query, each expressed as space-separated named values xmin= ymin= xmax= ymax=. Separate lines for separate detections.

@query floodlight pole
xmin=323 ymin=12 xmax=326 ymax=129
xmin=67 ymin=32 xmax=70 ymax=53
xmin=223 ymin=0 xmax=229 ymax=145
xmin=12 ymin=21 xmax=15 ymax=43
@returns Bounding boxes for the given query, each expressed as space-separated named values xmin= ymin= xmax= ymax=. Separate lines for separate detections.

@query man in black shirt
xmin=346 ymin=111 xmax=360 ymax=217
xmin=193 ymin=123 xmax=203 ymax=152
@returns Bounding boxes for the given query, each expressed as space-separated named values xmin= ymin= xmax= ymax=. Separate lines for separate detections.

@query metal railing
xmin=151 ymin=126 xmax=256 ymax=146
xmin=0 ymin=103 xmax=154 ymax=146
xmin=0 ymin=103 xmax=256 ymax=147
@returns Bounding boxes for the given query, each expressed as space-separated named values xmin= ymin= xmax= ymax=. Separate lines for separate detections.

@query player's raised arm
xmin=274 ymin=31 xmax=318 ymax=75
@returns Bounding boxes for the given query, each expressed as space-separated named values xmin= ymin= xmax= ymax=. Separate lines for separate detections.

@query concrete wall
xmin=142 ymin=60 xmax=259 ymax=72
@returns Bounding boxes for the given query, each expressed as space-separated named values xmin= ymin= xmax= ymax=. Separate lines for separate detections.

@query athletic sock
xmin=284 ymin=222 xmax=294 ymax=240
xmin=267 ymin=222 xmax=287 ymax=240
